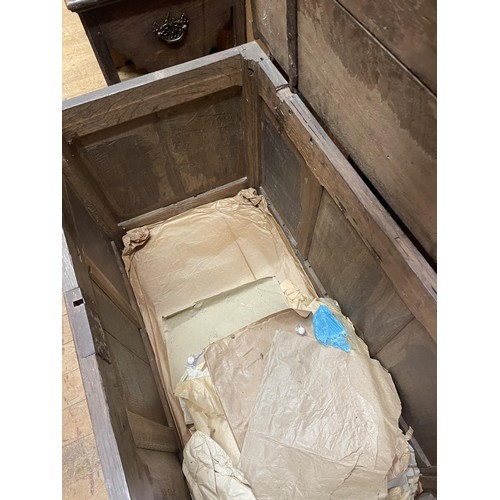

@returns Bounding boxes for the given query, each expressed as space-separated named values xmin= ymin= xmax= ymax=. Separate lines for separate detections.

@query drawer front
xmin=97 ymin=0 xmax=246 ymax=73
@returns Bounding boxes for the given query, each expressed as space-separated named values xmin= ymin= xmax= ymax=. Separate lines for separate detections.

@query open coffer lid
xmin=251 ymin=0 xmax=437 ymax=265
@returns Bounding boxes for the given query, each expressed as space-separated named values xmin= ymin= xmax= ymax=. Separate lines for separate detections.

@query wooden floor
xmin=62 ymin=0 xmax=106 ymax=100
xmin=62 ymin=2 xmax=108 ymax=498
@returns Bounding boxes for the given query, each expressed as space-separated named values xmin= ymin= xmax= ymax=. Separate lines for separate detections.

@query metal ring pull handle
xmin=153 ymin=13 xmax=189 ymax=45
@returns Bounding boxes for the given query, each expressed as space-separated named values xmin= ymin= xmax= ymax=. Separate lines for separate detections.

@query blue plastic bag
xmin=312 ymin=305 xmax=350 ymax=352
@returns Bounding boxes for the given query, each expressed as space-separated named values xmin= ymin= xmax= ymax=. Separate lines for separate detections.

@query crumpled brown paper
xmin=238 ymin=329 xmax=405 ymax=499
xmin=122 ymin=227 xmax=150 ymax=258
xmin=174 ymin=364 xmax=241 ymax=464
xmin=204 ymin=309 xmax=313 ymax=449
xmin=183 ymin=431 xmax=256 ymax=500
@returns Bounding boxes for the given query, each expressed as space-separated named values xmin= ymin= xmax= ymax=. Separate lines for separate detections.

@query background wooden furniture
xmin=65 ymin=0 xmax=246 ymax=85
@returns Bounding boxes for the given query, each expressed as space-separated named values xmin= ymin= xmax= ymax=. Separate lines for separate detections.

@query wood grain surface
xmin=261 ymin=106 xmax=322 ymax=257
xmin=73 ymin=86 xmax=244 ymax=221
xmin=298 ymin=0 xmax=436 ymax=261
xmin=377 ymin=318 xmax=437 ymax=464
xmin=308 ymin=191 xmax=414 ymax=353
xmin=62 ymin=299 xmax=109 ymax=500
xmin=338 ymin=0 xmax=436 ymax=92
xmin=62 ymin=48 xmax=243 ymax=139
xmin=256 ymin=61 xmax=437 ymax=341
xmin=62 ymin=0 xmax=107 ymax=100
xmin=251 ymin=0 xmax=437 ymax=262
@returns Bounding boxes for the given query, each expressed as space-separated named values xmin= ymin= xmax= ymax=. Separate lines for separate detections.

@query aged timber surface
xmin=298 ymin=0 xmax=436 ymax=261
xmin=251 ymin=0 xmax=437 ymax=262
xmin=377 ymin=318 xmax=437 ymax=464
xmin=308 ymin=191 xmax=414 ymax=353
xmin=62 ymin=298 xmax=109 ymax=500
xmin=76 ymin=87 xmax=244 ymax=221
xmin=338 ymin=0 xmax=436 ymax=93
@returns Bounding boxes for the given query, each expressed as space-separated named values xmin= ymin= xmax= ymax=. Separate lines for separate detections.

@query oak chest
xmin=62 ymin=2 xmax=436 ymax=498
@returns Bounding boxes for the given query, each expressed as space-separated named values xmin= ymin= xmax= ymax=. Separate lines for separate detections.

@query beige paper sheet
xmin=163 ymin=277 xmax=289 ymax=387
xmin=122 ymin=189 xmax=317 ymax=444
xmin=238 ymin=329 xmax=405 ymax=499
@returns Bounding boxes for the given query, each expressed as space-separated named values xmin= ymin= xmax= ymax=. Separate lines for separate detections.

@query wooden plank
xmin=251 ymin=0 xmax=288 ymax=70
xmin=136 ymin=450 xmax=191 ymax=500
xmin=127 ymin=411 xmax=178 ymax=453
xmin=75 ymin=116 xmax=182 ymax=221
xmin=118 ymin=177 xmax=248 ymax=230
xmin=63 ymin=231 xmax=78 ymax=293
xmin=79 ymin=10 xmax=120 ymax=85
xmin=420 ymin=466 xmax=437 ymax=494
xmin=297 ymin=0 xmax=436 ymax=261
xmin=63 ymin=187 xmax=163 ymax=499
xmin=65 ymin=287 xmax=105 ymax=360
xmin=76 ymin=86 xmax=244 ymax=221
xmin=63 ymin=182 xmax=129 ymax=301
xmin=104 ymin=332 xmax=167 ymax=425
xmin=91 ymin=354 xmax=156 ymax=500
xmin=155 ymin=86 xmax=245 ymax=197
xmin=87 ymin=254 xmax=142 ymax=329
xmin=261 ymin=106 xmax=322 ymax=257
xmin=233 ymin=0 xmax=248 ymax=45
xmin=76 ymin=354 xmax=132 ymax=500
xmin=256 ymin=56 xmax=437 ymax=340
xmin=111 ymin=241 xmax=178 ymax=433
xmin=377 ymin=318 xmax=437 ymax=465
xmin=91 ymin=284 xmax=148 ymax=364
xmin=66 ymin=0 xmax=119 ymax=13
xmin=261 ymin=187 xmax=328 ymax=298
xmin=308 ymin=191 xmax=414 ymax=352
xmin=62 ymin=48 xmax=243 ymax=139
xmin=63 ymin=140 xmax=121 ymax=241
xmin=286 ymin=0 xmax=298 ymax=91
xmin=338 ymin=0 xmax=436 ymax=93
xmin=241 ymin=55 xmax=262 ymax=187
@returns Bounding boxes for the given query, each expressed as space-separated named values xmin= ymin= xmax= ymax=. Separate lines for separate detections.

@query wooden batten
xmin=241 ymin=54 xmax=262 ymax=188
xmin=127 ymin=411 xmax=178 ymax=453
xmin=118 ymin=177 xmax=249 ymax=230
xmin=62 ymin=48 xmax=243 ymax=140
xmin=286 ymin=0 xmax=298 ymax=92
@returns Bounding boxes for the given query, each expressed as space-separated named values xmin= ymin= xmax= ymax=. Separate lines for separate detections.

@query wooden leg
xmin=79 ymin=11 xmax=121 ymax=86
